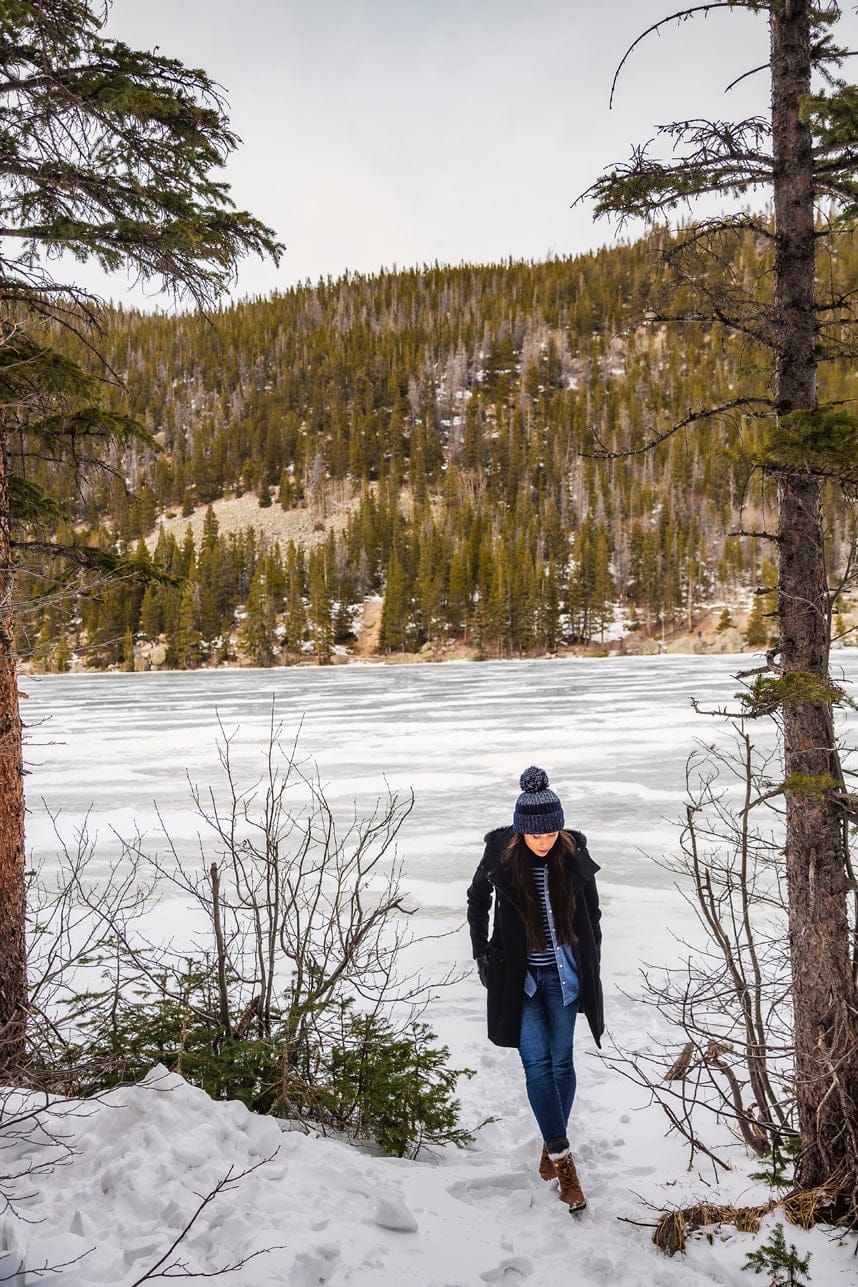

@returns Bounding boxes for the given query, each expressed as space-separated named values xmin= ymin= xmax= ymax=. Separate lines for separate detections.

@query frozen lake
xmin=15 ymin=655 xmax=858 ymax=1286
xmin=23 ymin=652 xmax=858 ymax=893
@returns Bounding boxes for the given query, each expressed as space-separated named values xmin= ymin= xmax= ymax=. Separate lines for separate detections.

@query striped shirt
xmin=527 ymin=858 xmax=557 ymax=968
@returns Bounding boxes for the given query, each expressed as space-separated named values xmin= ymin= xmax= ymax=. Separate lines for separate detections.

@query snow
xmin=9 ymin=658 xmax=858 ymax=1284
xmin=373 ymin=1196 xmax=420 ymax=1233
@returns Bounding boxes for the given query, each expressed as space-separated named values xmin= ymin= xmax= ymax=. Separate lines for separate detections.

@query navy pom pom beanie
xmin=513 ymin=766 xmax=565 ymax=835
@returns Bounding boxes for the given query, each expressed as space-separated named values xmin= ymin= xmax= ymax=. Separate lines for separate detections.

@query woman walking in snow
xmin=466 ymin=766 xmax=604 ymax=1213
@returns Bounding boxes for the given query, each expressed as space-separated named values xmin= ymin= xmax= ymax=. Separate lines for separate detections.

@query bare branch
xmin=127 ymin=1154 xmax=283 ymax=1285
xmin=609 ymin=4 xmax=760 ymax=109
xmin=582 ymin=396 xmax=772 ymax=460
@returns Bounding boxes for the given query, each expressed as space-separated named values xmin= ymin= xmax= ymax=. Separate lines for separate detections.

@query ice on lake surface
xmin=21 ymin=653 xmax=858 ymax=890
xmin=13 ymin=656 xmax=858 ymax=1287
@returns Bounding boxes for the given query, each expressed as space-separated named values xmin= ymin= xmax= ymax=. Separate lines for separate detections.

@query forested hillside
xmin=18 ymin=227 xmax=858 ymax=669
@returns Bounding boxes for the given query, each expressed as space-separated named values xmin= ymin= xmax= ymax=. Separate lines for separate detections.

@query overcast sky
xmin=94 ymin=0 xmax=856 ymax=304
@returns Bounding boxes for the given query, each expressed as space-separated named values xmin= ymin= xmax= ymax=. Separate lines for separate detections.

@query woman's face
xmin=523 ymin=832 xmax=559 ymax=857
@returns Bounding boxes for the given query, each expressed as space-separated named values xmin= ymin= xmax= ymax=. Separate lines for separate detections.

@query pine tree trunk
xmin=771 ymin=0 xmax=858 ymax=1207
xmin=0 ymin=413 xmax=27 ymax=1072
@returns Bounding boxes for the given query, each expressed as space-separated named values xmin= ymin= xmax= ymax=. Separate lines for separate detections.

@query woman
xmin=466 ymin=766 xmax=604 ymax=1213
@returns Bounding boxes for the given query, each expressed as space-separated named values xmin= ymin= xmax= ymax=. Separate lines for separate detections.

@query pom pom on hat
xmin=520 ymin=766 xmax=549 ymax=793
xmin=514 ymin=765 xmax=564 ymax=835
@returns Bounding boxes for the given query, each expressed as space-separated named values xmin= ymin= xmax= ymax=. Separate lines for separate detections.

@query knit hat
xmin=513 ymin=766 xmax=565 ymax=835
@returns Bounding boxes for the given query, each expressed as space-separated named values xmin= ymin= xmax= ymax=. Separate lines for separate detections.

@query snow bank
xmin=3 ymin=889 xmax=854 ymax=1285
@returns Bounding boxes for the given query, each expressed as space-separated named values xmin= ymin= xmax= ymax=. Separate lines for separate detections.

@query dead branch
xmin=609 ymin=4 xmax=761 ymax=109
xmin=127 ymin=1153 xmax=284 ymax=1285
xmin=583 ymin=396 xmax=772 ymax=460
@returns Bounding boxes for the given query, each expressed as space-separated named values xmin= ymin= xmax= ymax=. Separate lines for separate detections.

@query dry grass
xmin=652 ymin=1182 xmax=853 ymax=1256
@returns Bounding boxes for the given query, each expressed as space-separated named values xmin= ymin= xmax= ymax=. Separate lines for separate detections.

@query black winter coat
xmin=466 ymin=826 xmax=604 ymax=1049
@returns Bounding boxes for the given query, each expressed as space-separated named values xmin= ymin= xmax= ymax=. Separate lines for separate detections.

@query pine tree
xmin=462 ymin=399 xmax=483 ymax=473
xmin=278 ymin=469 xmax=295 ymax=510
xmin=416 ymin=530 xmax=445 ymax=645
xmin=379 ymin=553 xmax=411 ymax=653
xmin=283 ymin=572 xmax=306 ymax=658
xmin=243 ymin=561 xmax=275 ymax=667
xmin=743 ymin=1223 xmax=811 ymax=1287
xmin=0 ymin=0 xmax=280 ymax=1065
xmin=139 ymin=586 xmax=162 ymax=641
xmin=584 ymin=0 xmax=858 ymax=1208
xmin=591 ymin=525 xmax=616 ymax=643
xmin=281 ymin=542 xmax=305 ymax=653
xmin=174 ymin=584 xmax=202 ymax=670
xmin=307 ymin=548 xmax=333 ymax=663
xmin=509 ymin=542 xmax=538 ymax=655
xmin=640 ymin=528 xmax=662 ymax=635
xmin=486 ymin=542 xmax=512 ymax=655
xmin=122 ymin=627 xmax=135 ymax=673
xmin=332 ymin=597 xmax=354 ymax=645
xmin=447 ymin=548 xmax=471 ymax=636
xmin=54 ymin=633 xmax=72 ymax=674
xmin=539 ymin=560 xmax=562 ymax=653
xmin=410 ymin=428 xmax=429 ymax=509
xmin=745 ymin=595 xmax=769 ymax=649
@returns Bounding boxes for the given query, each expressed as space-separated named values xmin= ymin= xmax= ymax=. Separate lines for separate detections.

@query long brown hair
xmin=501 ymin=831 xmax=577 ymax=949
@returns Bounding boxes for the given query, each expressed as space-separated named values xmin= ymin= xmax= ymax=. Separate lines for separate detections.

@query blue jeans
xmin=517 ymin=964 xmax=578 ymax=1151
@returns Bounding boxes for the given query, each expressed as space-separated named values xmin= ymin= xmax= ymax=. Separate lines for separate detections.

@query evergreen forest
xmin=18 ymin=227 xmax=858 ymax=670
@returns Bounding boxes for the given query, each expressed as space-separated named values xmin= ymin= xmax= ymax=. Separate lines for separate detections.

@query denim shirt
xmin=523 ymin=878 xmax=580 ymax=1007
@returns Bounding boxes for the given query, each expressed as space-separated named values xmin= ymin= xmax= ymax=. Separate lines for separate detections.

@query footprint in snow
xmin=479 ymin=1255 xmax=534 ymax=1282
xmin=447 ymin=1174 xmax=533 ymax=1205
xmin=290 ymin=1242 xmax=340 ymax=1287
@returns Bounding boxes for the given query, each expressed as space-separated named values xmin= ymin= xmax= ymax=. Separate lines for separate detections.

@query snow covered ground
xmin=7 ymin=657 xmax=858 ymax=1285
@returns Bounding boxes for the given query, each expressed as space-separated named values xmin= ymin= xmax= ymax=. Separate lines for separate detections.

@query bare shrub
xmin=26 ymin=711 xmax=471 ymax=1157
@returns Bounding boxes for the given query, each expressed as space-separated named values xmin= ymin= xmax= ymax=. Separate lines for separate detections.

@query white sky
xmin=93 ymin=0 xmax=856 ymax=304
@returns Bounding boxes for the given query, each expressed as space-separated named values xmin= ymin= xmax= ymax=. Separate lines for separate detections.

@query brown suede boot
xmin=551 ymin=1151 xmax=586 ymax=1212
xmin=538 ymin=1144 xmax=555 ymax=1182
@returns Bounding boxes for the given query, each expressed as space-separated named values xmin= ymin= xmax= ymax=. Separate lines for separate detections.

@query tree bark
xmin=0 ymin=411 xmax=26 ymax=1072
xmin=771 ymin=0 xmax=858 ymax=1206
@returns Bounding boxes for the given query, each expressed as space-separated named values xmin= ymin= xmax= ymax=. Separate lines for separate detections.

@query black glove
xmin=476 ymin=955 xmax=489 ymax=989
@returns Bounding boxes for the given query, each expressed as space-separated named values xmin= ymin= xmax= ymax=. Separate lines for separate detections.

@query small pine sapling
xmin=743 ymin=1223 xmax=811 ymax=1287
xmin=749 ymin=1138 xmax=797 ymax=1190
